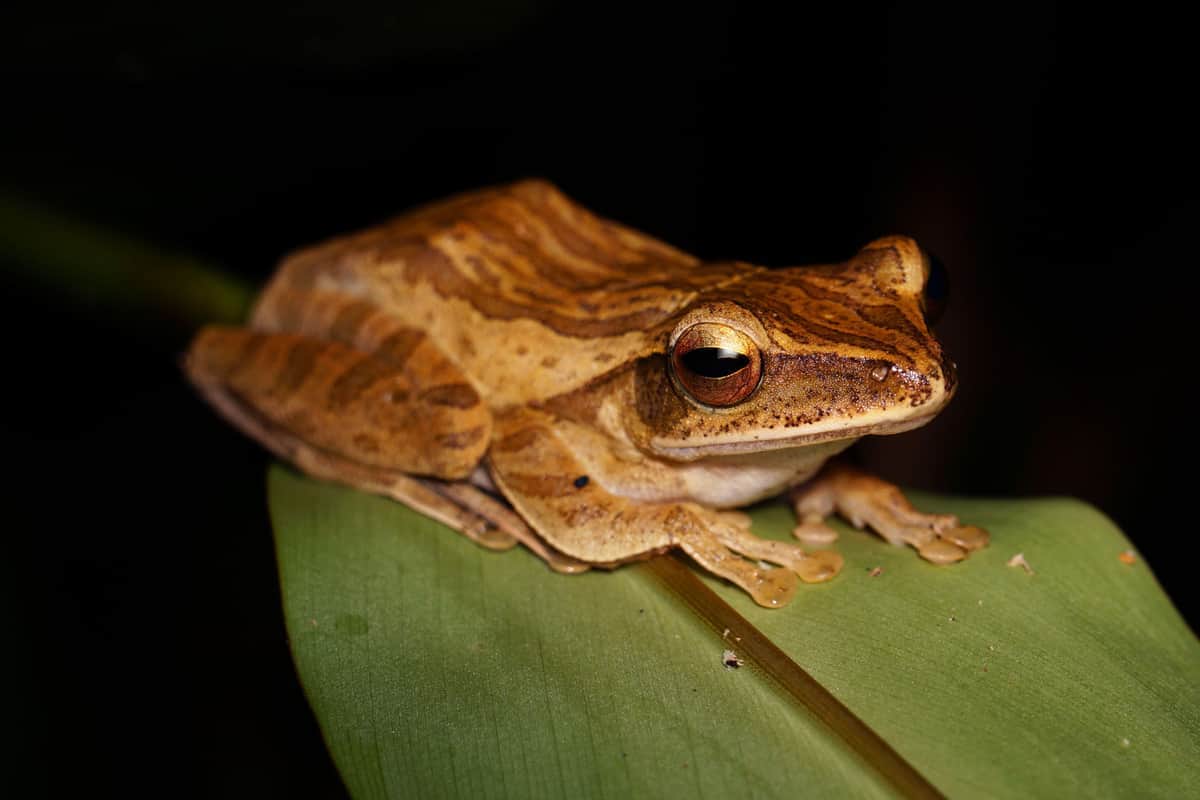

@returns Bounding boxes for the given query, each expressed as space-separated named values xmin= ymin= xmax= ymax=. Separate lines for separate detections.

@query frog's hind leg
xmin=184 ymin=323 xmax=586 ymax=565
xmin=292 ymin=437 xmax=588 ymax=571
xmin=188 ymin=352 xmax=501 ymax=551
xmin=789 ymin=462 xmax=989 ymax=563
xmin=185 ymin=323 xmax=493 ymax=478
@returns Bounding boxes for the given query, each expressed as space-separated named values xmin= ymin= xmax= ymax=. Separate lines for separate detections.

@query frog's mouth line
xmin=647 ymin=408 xmax=942 ymax=461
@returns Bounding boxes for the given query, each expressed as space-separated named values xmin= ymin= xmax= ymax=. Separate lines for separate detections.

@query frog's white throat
xmin=689 ymin=438 xmax=859 ymax=507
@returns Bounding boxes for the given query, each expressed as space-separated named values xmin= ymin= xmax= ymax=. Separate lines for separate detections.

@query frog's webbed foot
xmin=789 ymin=462 xmax=989 ymax=563
xmin=697 ymin=511 xmax=843 ymax=584
xmin=670 ymin=517 xmax=801 ymax=609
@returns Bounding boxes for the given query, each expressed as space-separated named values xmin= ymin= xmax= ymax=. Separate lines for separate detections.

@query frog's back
xmin=251 ymin=180 xmax=758 ymax=406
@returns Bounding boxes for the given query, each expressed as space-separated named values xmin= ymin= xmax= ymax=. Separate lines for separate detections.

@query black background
xmin=3 ymin=3 xmax=1196 ymax=797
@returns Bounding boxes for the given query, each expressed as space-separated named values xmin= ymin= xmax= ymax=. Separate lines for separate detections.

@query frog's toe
xmin=705 ymin=520 xmax=843 ymax=594
xmin=476 ymin=527 xmax=519 ymax=550
xmin=917 ymin=538 xmax=967 ymax=564
xmin=717 ymin=510 xmax=754 ymax=530
xmin=792 ymin=518 xmax=839 ymax=545
xmin=915 ymin=524 xmax=990 ymax=564
xmin=749 ymin=566 xmax=798 ymax=608
xmin=795 ymin=549 xmax=844 ymax=583
xmin=790 ymin=463 xmax=988 ymax=566
xmin=942 ymin=524 xmax=989 ymax=552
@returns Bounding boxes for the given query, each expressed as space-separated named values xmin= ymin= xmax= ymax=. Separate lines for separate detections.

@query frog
xmin=184 ymin=179 xmax=988 ymax=608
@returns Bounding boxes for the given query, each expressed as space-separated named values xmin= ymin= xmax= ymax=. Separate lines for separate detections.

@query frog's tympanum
xmin=185 ymin=180 xmax=988 ymax=608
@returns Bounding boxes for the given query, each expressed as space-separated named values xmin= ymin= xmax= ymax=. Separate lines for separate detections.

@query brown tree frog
xmin=185 ymin=180 xmax=988 ymax=608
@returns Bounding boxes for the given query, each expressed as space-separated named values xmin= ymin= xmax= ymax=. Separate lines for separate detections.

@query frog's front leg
xmin=789 ymin=462 xmax=989 ymax=563
xmin=487 ymin=409 xmax=843 ymax=608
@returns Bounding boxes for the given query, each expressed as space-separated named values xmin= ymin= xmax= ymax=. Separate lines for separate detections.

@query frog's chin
xmin=646 ymin=411 xmax=939 ymax=462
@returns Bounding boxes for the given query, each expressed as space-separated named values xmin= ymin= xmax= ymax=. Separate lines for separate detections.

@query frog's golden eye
xmin=670 ymin=323 xmax=762 ymax=407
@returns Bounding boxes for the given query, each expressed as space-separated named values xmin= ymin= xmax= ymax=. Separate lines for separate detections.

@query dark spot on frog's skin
xmin=574 ymin=475 xmax=590 ymax=489
xmin=541 ymin=356 xmax=559 ymax=368
xmin=516 ymin=345 xmax=529 ymax=356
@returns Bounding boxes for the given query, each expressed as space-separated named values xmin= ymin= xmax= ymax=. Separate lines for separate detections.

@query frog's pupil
xmin=680 ymin=347 xmax=750 ymax=378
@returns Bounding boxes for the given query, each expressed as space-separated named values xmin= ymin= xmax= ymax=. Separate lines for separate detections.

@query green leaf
xmin=270 ymin=466 xmax=1200 ymax=799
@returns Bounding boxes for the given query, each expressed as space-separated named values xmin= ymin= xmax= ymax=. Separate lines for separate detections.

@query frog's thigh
xmin=487 ymin=409 xmax=807 ymax=608
xmin=184 ymin=325 xmax=551 ymax=551
xmin=792 ymin=462 xmax=990 ymax=564
xmin=186 ymin=325 xmax=490 ymax=479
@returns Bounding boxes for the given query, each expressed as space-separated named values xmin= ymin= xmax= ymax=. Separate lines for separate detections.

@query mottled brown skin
xmin=184 ymin=179 xmax=988 ymax=608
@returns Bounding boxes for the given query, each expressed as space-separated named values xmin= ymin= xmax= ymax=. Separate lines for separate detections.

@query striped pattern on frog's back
xmin=250 ymin=180 xmax=763 ymax=407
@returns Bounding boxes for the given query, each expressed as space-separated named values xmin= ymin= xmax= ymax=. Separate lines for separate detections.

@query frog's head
xmin=632 ymin=236 xmax=956 ymax=460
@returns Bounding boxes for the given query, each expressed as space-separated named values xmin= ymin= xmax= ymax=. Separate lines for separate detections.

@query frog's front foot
xmin=789 ymin=462 xmax=989 ymax=564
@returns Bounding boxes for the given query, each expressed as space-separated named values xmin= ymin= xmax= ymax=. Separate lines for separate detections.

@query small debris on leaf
xmin=722 ymin=649 xmax=743 ymax=670
xmin=1118 ymin=550 xmax=1137 ymax=566
xmin=1121 ymin=737 xmax=1131 ymax=748
xmin=1006 ymin=552 xmax=1035 ymax=575
xmin=867 ymin=566 xmax=883 ymax=578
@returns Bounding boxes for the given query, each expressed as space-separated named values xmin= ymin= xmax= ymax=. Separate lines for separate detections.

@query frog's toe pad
xmin=917 ymin=538 xmax=967 ymax=564
xmin=916 ymin=525 xmax=990 ymax=564
xmin=792 ymin=519 xmax=839 ymax=545
xmin=748 ymin=566 xmax=798 ymax=608
xmin=795 ymin=549 xmax=844 ymax=583
xmin=943 ymin=524 xmax=989 ymax=552
xmin=475 ymin=526 xmax=520 ymax=551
